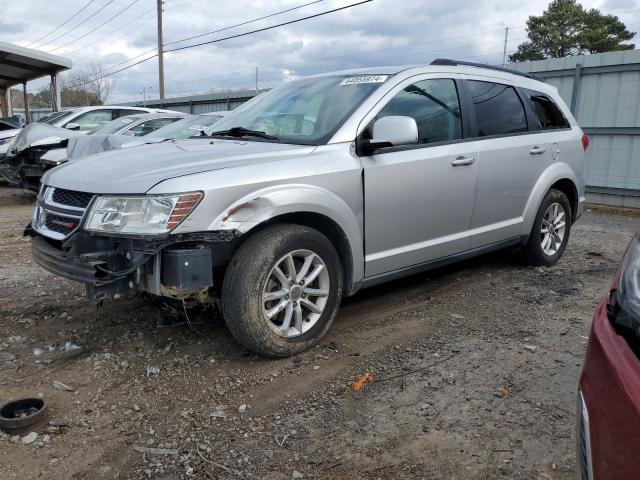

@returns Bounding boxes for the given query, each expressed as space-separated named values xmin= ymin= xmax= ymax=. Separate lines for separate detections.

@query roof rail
xmin=430 ymin=58 xmax=544 ymax=82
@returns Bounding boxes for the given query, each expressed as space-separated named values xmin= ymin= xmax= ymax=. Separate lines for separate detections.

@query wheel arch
xmin=521 ymin=164 xmax=580 ymax=241
xmin=209 ymin=185 xmax=364 ymax=296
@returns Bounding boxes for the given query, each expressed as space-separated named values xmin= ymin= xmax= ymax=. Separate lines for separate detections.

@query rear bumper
xmin=578 ymin=299 xmax=640 ymax=480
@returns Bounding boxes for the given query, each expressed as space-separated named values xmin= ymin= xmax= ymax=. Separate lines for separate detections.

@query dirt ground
xmin=0 ymin=185 xmax=638 ymax=480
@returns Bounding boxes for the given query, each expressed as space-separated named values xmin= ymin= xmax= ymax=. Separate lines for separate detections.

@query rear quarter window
xmin=467 ymin=80 xmax=528 ymax=137
xmin=523 ymin=88 xmax=570 ymax=130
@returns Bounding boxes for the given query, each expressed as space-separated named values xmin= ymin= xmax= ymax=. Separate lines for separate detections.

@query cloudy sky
xmin=1 ymin=0 xmax=639 ymax=103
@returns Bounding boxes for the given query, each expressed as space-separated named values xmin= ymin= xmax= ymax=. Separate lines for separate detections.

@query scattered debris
xmin=52 ymin=380 xmax=75 ymax=392
xmin=351 ymin=372 xmax=376 ymax=392
xmin=146 ymin=366 xmax=160 ymax=377
xmin=312 ymin=365 xmax=320 ymax=370
xmin=133 ymin=445 xmax=179 ymax=455
xmin=449 ymin=313 xmax=465 ymax=319
xmin=62 ymin=342 xmax=80 ymax=352
xmin=238 ymin=404 xmax=248 ymax=414
xmin=8 ymin=335 xmax=25 ymax=344
xmin=22 ymin=432 xmax=38 ymax=444
xmin=523 ymin=345 xmax=537 ymax=353
xmin=292 ymin=470 xmax=304 ymax=479
xmin=209 ymin=410 xmax=226 ymax=419
xmin=0 ymin=351 xmax=15 ymax=362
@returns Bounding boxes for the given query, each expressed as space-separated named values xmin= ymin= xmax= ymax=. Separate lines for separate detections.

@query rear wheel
xmin=222 ymin=224 xmax=343 ymax=357
xmin=523 ymin=189 xmax=572 ymax=266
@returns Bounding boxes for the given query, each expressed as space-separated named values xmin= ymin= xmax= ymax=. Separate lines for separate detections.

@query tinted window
xmin=468 ymin=81 xmax=527 ymax=137
xmin=523 ymin=89 xmax=569 ymax=130
xmin=377 ymin=78 xmax=462 ymax=144
xmin=70 ymin=110 xmax=114 ymax=131
xmin=117 ymin=109 xmax=145 ymax=118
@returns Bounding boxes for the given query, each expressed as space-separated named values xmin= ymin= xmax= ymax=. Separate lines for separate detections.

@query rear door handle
xmin=529 ymin=146 xmax=546 ymax=155
xmin=451 ymin=156 xmax=475 ymax=166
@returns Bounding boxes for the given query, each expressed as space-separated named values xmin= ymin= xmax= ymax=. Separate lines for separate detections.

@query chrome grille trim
xmin=32 ymin=186 xmax=94 ymax=240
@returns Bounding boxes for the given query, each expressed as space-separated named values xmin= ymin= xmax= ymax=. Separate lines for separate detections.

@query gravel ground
xmin=0 ymin=186 xmax=638 ymax=480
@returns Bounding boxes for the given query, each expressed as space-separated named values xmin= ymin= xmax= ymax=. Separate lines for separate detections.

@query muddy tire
xmin=523 ymin=189 xmax=572 ymax=267
xmin=222 ymin=224 xmax=343 ymax=357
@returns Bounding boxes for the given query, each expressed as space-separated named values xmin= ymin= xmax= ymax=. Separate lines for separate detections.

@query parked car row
xmin=0 ymin=107 xmax=229 ymax=190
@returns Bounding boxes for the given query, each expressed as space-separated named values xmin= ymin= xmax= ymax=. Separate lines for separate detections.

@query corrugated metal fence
xmin=122 ymin=89 xmax=269 ymax=115
xmin=510 ymin=50 xmax=640 ymax=207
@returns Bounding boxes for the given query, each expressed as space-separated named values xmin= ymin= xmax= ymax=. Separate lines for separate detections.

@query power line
xmin=97 ymin=0 xmax=371 ymax=76
xmin=64 ymin=0 xmax=373 ymax=89
xmin=26 ymin=0 xmax=99 ymax=47
xmin=48 ymin=0 xmax=141 ymax=53
xmin=65 ymin=5 xmax=156 ymax=56
xmin=37 ymin=0 xmax=117 ymax=49
xmin=165 ymin=0 xmax=374 ymax=53
xmin=163 ymin=0 xmax=324 ymax=47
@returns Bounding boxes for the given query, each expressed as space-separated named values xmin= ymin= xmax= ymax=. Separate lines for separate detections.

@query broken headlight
xmin=84 ymin=192 xmax=203 ymax=235
xmin=609 ymin=231 xmax=640 ymax=336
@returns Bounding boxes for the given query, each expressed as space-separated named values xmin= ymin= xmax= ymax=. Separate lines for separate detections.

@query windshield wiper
xmin=209 ymin=127 xmax=278 ymax=141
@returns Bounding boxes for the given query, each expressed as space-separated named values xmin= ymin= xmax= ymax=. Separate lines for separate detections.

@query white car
xmin=41 ymin=105 xmax=179 ymax=133
xmin=0 ymin=120 xmax=22 ymax=157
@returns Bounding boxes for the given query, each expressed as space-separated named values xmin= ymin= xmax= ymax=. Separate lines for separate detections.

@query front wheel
xmin=222 ymin=224 xmax=343 ymax=357
xmin=523 ymin=189 xmax=572 ymax=267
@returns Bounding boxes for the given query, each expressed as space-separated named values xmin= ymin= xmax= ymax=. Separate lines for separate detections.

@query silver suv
xmin=28 ymin=60 xmax=587 ymax=357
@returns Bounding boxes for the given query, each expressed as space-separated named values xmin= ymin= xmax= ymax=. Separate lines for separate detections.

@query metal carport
xmin=0 ymin=40 xmax=72 ymax=123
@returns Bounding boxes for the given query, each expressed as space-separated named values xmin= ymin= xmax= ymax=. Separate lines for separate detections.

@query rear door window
xmin=116 ymin=109 xmax=145 ymax=118
xmin=522 ymin=89 xmax=570 ymax=130
xmin=467 ymin=80 xmax=527 ymax=137
xmin=124 ymin=118 xmax=180 ymax=137
xmin=376 ymin=78 xmax=462 ymax=145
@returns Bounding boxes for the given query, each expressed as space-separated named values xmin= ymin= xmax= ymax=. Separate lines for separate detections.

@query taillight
xmin=608 ymin=231 xmax=640 ymax=335
xmin=581 ymin=134 xmax=589 ymax=152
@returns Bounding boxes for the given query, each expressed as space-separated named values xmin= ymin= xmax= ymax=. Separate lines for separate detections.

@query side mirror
xmin=358 ymin=116 xmax=418 ymax=155
xmin=65 ymin=123 xmax=80 ymax=131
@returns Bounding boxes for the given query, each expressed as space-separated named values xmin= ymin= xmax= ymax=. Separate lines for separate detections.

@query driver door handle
xmin=451 ymin=156 xmax=475 ymax=167
xmin=530 ymin=146 xmax=546 ymax=155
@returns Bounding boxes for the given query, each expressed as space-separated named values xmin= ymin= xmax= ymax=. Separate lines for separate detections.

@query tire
xmin=222 ymin=224 xmax=343 ymax=357
xmin=523 ymin=189 xmax=572 ymax=267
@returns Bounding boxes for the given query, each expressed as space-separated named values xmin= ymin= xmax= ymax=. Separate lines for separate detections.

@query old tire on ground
xmin=523 ymin=188 xmax=572 ymax=267
xmin=222 ymin=224 xmax=343 ymax=357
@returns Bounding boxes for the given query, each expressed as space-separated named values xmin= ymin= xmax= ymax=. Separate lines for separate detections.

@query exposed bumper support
xmin=28 ymin=228 xmax=240 ymax=301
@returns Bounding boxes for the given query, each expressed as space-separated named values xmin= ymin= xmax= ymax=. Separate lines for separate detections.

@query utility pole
xmin=502 ymin=26 xmax=509 ymax=67
xmin=157 ymin=0 xmax=165 ymax=99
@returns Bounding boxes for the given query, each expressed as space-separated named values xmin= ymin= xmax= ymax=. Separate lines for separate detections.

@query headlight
xmin=84 ymin=192 xmax=203 ymax=235
xmin=609 ymin=231 xmax=640 ymax=336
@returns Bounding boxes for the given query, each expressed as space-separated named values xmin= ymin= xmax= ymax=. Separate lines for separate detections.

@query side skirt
xmin=356 ymin=236 xmax=521 ymax=292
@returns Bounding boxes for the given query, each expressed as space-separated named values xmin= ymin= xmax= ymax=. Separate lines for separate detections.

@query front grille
xmin=33 ymin=186 xmax=93 ymax=240
xmin=577 ymin=391 xmax=593 ymax=480
xmin=51 ymin=188 xmax=94 ymax=209
xmin=44 ymin=214 xmax=80 ymax=236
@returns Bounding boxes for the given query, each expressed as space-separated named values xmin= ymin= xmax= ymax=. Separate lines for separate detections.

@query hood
xmin=0 ymin=128 xmax=20 ymax=140
xmin=43 ymin=139 xmax=316 ymax=194
xmin=9 ymin=123 xmax=82 ymax=155
xmin=66 ymin=134 xmax=139 ymax=161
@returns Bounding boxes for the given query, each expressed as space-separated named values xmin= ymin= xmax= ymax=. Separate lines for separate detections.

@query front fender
xmin=209 ymin=184 xmax=364 ymax=287
xmin=521 ymin=162 xmax=583 ymax=238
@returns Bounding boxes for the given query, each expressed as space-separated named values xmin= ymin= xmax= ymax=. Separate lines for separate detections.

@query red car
xmin=578 ymin=230 xmax=640 ymax=480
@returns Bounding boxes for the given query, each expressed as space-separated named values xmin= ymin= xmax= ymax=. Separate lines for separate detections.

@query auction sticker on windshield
xmin=340 ymin=75 xmax=388 ymax=85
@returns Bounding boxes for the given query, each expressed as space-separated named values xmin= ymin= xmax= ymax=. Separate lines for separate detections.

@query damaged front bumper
xmin=27 ymin=227 xmax=239 ymax=302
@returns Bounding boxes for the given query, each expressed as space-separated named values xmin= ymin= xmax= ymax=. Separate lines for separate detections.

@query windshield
xmin=206 ymin=75 xmax=390 ymax=144
xmin=35 ymin=112 xmax=65 ymax=124
xmin=91 ymin=117 xmax=139 ymax=135
xmin=146 ymin=114 xmax=225 ymax=139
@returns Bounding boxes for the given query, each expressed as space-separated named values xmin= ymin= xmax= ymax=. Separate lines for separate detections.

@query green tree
xmin=509 ymin=0 xmax=635 ymax=62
